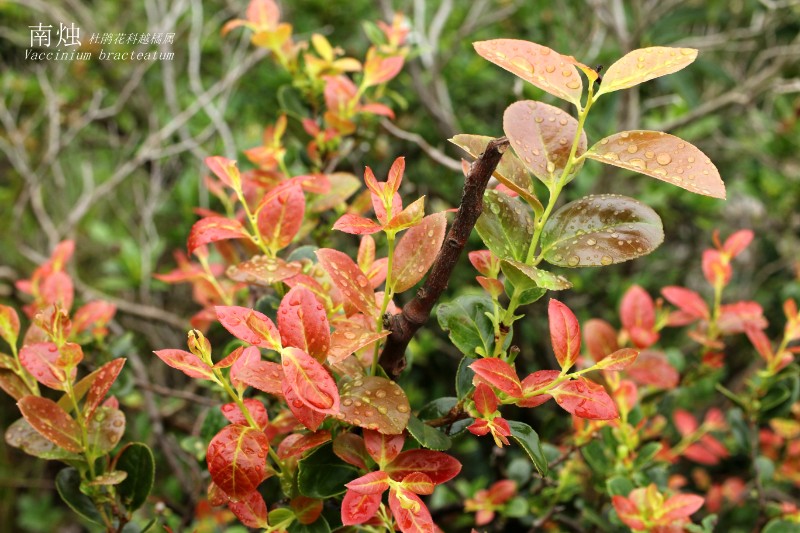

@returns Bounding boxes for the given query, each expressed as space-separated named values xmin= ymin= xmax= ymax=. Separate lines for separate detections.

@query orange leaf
xmin=586 ymin=131 xmax=725 ymax=199
xmin=17 ymin=396 xmax=83 ymax=453
xmin=597 ymin=47 xmax=697 ymax=97
xmin=207 ymin=425 xmax=271 ymax=500
xmin=392 ymin=212 xmax=447 ymax=293
xmin=278 ymin=286 xmax=331 ymax=362
xmin=550 ymin=378 xmax=618 ymax=420
xmin=473 ymin=39 xmax=583 ymax=107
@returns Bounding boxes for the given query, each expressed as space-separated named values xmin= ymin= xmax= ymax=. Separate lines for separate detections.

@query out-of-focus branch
xmin=380 ymin=118 xmax=462 ymax=171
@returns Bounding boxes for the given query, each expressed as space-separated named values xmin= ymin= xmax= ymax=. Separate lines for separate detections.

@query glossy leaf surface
xmin=316 ymin=249 xmax=377 ymax=316
xmin=392 ymin=213 xmax=447 ymax=293
xmin=550 ymin=378 xmax=618 ymax=419
xmin=475 ymin=190 xmax=534 ymax=261
xmin=207 ymin=424 xmax=270 ymax=500
xmin=540 ymin=194 xmax=663 ymax=267
xmin=18 ymin=396 xmax=82 ymax=453
xmin=226 ymin=255 xmax=302 ymax=286
xmin=474 ymin=39 xmax=583 ymax=106
xmin=597 ymin=47 xmax=698 ymax=96
xmin=586 ymin=131 xmax=725 ymax=199
xmin=338 ymin=376 xmax=410 ymax=434
xmin=278 ymin=286 xmax=330 ymax=362
xmin=504 ymin=100 xmax=586 ymax=186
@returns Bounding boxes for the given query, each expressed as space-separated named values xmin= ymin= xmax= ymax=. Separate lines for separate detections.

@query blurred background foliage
xmin=1 ymin=0 xmax=799 ymax=531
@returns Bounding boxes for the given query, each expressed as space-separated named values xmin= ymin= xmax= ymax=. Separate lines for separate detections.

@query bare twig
xmin=379 ymin=137 xmax=509 ymax=377
xmin=380 ymin=118 xmax=462 ymax=171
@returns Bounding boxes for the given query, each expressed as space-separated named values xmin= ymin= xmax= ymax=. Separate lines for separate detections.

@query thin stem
xmin=197 ymin=254 xmax=233 ymax=306
xmin=372 ymin=232 xmax=396 ymax=376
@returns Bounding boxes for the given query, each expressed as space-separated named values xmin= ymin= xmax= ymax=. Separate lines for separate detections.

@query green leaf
xmin=540 ymin=194 xmax=663 ymax=267
xmin=456 ymin=356 xmax=476 ymax=400
xmin=297 ymin=443 xmax=359 ymax=498
xmin=406 ymin=414 xmax=452 ymax=451
xmin=763 ymin=519 xmax=798 ymax=533
xmin=507 ymin=420 xmax=548 ymax=476
xmin=417 ymin=397 xmax=458 ymax=420
xmin=475 ymin=190 xmax=534 ymax=261
xmin=55 ymin=467 xmax=103 ymax=524
xmin=437 ymin=295 xmax=496 ymax=357
xmin=606 ymin=476 xmax=634 ymax=496
xmin=581 ymin=440 xmax=611 ymax=475
xmin=288 ymin=516 xmax=331 ymax=533
xmin=116 ymin=443 xmax=155 ymax=511
xmin=500 ymin=259 xmax=572 ymax=291
xmin=633 ymin=442 xmax=663 ymax=469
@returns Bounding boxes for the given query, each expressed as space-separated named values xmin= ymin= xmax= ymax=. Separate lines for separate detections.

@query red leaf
xmin=291 ymin=495 xmax=324 ymax=525
xmin=277 ymin=431 xmax=331 ymax=459
xmin=206 ymin=425 xmax=270 ymax=500
xmin=662 ymin=494 xmax=704 ymax=521
xmin=333 ymin=214 xmax=382 ymax=235
xmin=745 ymin=326 xmax=773 ymax=361
xmin=470 ymin=358 xmax=522 ymax=397
xmin=400 ymin=472 xmax=435 ymax=495
xmin=256 ymin=184 xmax=305 ymax=252
xmin=333 ymin=432 xmax=370 ymax=470
xmin=281 ymin=347 xmax=339 ymax=413
xmin=487 ymin=480 xmax=517 ymax=504
xmin=385 ymin=450 xmax=462 ymax=484
xmin=205 ymin=156 xmax=241 ymax=189
xmin=187 ymin=217 xmax=249 ymax=255
xmin=283 ymin=385 xmax=327 ymax=431
xmin=20 ymin=342 xmax=76 ymax=390
xmin=661 ymin=287 xmax=708 ymax=320
xmin=341 ymin=489 xmax=382 ymax=525
xmin=674 ymin=409 xmax=698 ymax=437
xmin=316 ymin=249 xmax=378 ymax=317
xmin=229 ymin=347 xmax=262 ymax=392
xmin=40 ymin=271 xmax=74 ymax=311
xmin=226 ymin=255 xmax=302 ymax=286
xmin=549 ymin=299 xmax=581 ymax=371
xmin=620 ymin=285 xmax=658 ymax=348
xmin=468 ymin=251 xmax=497 ymax=276
xmin=278 ymin=286 xmax=331 ymax=362
xmin=627 ymin=350 xmax=679 ymax=389
xmin=228 ymin=490 xmax=269 ymax=529
xmin=518 ymin=369 xmax=560 ymax=407
xmin=83 ymin=358 xmax=126 ymax=420
xmin=0 ymin=304 xmax=21 ymax=346
xmin=723 ymin=230 xmax=753 ymax=258
xmin=595 ymin=348 xmax=639 ymax=371
xmin=388 ymin=487 xmax=435 ymax=533
xmin=702 ymin=249 xmax=731 ymax=286
xmin=17 ymin=396 xmax=83 ymax=453
xmin=364 ymin=429 xmax=405 ymax=467
xmin=719 ymin=301 xmax=767 ymax=334
xmin=72 ymin=301 xmax=117 ymax=336
xmin=386 ymin=157 xmax=405 ymax=196
xmin=612 ymin=495 xmax=645 ymax=530
xmin=550 ymin=378 xmax=618 ymax=420
xmin=153 ymin=349 xmax=214 ymax=380
xmin=473 ymin=383 xmax=498 ymax=417
xmin=392 ymin=213 xmax=447 ymax=293
xmin=215 ymin=306 xmax=282 ymax=350
xmin=236 ymin=360 xmax=284 ymax=396
xmin=583 ymin=319 xmax=619 ymax=362
xmin=346 ymin=471 xmax=390 ymax=494
xmin=220 ymin=399 xmax=268 ymax=429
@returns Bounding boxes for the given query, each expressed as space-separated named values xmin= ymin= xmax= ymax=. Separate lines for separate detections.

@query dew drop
xmin=600 ymin=138 xmax=609 ymax=145
xmin=566 ymin=80 xmax=580 ymax=89
xmin=626 ymin=144 xmax=638 ymax=154
xmin=567 ymin=256 xmax=580 ymax=267
xmin=511 ymin=56 xmax=534 ymax=73
xmin=545 ymin=65 xmax=555 ymax=73
xmin=396 ymin=404 xmax=409 ymax=413
xmin=586 ymin=238 xmax=597 ymax=246
xmin=600 ymin=256 xmax=613 ymax=266
xmin=656 ymin=153 xmax=672 ymax=165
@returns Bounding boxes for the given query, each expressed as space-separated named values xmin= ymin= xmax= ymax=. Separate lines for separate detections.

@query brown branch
xmin=379 ymin=137 xmax=509 ymax=377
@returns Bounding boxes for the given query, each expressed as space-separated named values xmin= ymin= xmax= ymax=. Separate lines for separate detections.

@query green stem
xmin=492 ymin=87 xmax=596 ymax=357
xmin=234 ymin=187 xmax=273 ymax=256
xmin=198 ymin=254 xmax=233 ymax=306
xmin=372 ymin=232 xmax=396 ymax=376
